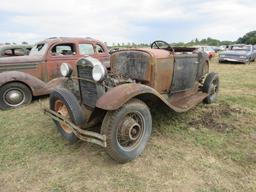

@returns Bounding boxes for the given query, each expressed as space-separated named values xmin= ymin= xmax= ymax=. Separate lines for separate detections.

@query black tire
xmin=0 ymin=82 xmax=32 ymax=110
xmin=49 ymin=88 xmax=85 ymax=144
xmin=202 ymin=72 xmax=220 ymax=104
xmin=245 ymin=59 xmax=250 ymax=65
xmin=101 ymin=98 xmax=152 ymax=163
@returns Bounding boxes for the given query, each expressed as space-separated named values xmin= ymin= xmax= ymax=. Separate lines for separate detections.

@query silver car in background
xmin=219 ymin=44 xmax=256 ymax=64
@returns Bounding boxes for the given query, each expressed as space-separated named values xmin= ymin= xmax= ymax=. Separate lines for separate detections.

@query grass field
xmin=0 ymin=59 xmax=256 ymax=192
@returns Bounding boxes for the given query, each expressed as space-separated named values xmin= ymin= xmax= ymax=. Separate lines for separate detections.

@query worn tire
xmin=245 ymin=59 xmax=250 ymax=65
xmin=49 ymin=88 xmax=85 ymax=144
xmin=101 ymin=98 xmax=152 ymax=163
xmin=202 ymin=72 xmax=220 ymax=104
xmin=0 ymin=82 xmax=32 ymax=110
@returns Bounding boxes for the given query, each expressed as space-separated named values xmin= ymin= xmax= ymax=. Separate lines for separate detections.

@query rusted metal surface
xmin=96 ymin=83 xmax=186 ymax=112
xmin=75 ymin=44 xmax=210 ymax=113
xmin=50 ymin=43 xmax=209 ymax=119
xmin=153 ymin=56 xmax=174 ymax=93
xmin=0 ymin=37 xmax=110 ymax=97
xmin=111 ymin=50 xmax=153 ymax=82
xmin=110 ymin=48 xmax=175 ymax=93
xmin=44 ymin=107 xmax=107 ymax=147
xmin=169 ymin=84 xmax=208 ymax=109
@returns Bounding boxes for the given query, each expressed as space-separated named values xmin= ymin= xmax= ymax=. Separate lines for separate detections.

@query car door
xmin=170 ymin=54 xmax=199 ymax=93
xmin=46 ymin=43 xmax=78 ymax=81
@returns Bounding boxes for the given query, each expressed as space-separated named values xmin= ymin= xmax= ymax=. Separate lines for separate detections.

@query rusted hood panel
xmin=0 ymin=55 xmax=44 ymax=64
xmin=114 ymin=48 xmax=171 ymax=59
xmin=96 ymin=83 xmax=184 ymax=112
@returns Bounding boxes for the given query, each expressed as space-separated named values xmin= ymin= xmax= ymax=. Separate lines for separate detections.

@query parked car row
xmin=0 ymin=38 xmax=220 ymax=163
xmin=194 ymin=45 xmax=216 ymax=59
xmin=218 ymin=44 xmax=256 ymax=64
xmin=1 ymin=35 xmax=255 ymax=163
xmin=192 ymin=44 xmax=256 ymax=64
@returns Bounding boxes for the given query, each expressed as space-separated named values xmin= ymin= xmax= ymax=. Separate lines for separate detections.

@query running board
xmin=44 ymin=108 xmax=107 ymax=147
xmin=170 ymin=92 xmax=208 ymax=110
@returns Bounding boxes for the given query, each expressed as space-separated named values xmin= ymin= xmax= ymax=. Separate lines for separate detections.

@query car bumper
xmin=219 ymin=57 xmax=249 ymax=63
xmin=44 ymin=108 xmax=107 ymax=147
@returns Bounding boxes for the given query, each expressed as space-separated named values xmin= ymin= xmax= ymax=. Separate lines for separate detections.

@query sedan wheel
xmin=0 ymin=82 xmax=32 ymax=110
xmin=3 ymin=88 xmax=26 ymax=107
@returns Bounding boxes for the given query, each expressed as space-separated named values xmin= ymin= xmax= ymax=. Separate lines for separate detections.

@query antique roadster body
xmin=45 ymin=40 xmax=219 ymax=163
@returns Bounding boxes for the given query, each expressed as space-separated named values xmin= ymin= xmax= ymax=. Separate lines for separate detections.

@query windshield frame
xmin=29 ymin=43 xmax=48 ymax=56
xmin=231 ymin=45 xmax=251 ymax=52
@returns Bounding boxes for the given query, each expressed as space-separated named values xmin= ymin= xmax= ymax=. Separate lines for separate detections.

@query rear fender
xmin=0 ymin=71 xmax=47 ymax=96
xmin=96 ymin=83 xmax=184 ymax=112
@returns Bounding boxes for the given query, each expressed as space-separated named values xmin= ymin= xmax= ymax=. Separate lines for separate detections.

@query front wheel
xmin=49 ymin=88 xmax=85 ymax=144
xmin=101 ymin=98 xmax=152 ymax=163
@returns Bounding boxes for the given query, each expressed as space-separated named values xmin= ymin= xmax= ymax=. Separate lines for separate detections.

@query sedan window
xmin=14 ymin=48 xmax=25 ymax=56
xmin=232 ymin=45 xmax=251 ymax=51
xmin=95 ymin=44 xmax=105 ymax=53
xmin=3 ymin=49 xmax=13 ymax=56
xmin=51 ymin=43 xmax=76 ymax=56
xmin=79 ymin=44 xmax=94 ymax=55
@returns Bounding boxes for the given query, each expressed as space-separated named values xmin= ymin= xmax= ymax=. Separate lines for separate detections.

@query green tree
xmin=237 ymin=30 xmax=256 ymax=44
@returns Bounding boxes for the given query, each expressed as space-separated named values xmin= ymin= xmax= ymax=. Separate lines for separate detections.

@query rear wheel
xmin=0 ymin=82 xmax=32 ymax=110
xmin=49 ymin=88 xmax=85 ymax=143
xmin=202 ymin=73 xmax=219 ymax=104
xmin=101 ymin=98 xmax=152 ymax=163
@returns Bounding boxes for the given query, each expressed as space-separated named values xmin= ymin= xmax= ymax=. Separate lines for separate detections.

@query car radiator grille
xmin=77 ymin=65 xmax=97 ymax=108
xmin=225 ymin=55 xmax=240 ymax=59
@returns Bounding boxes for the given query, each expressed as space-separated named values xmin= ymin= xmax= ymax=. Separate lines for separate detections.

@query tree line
xmin=111 ymin=30 xmax=256 ymax=47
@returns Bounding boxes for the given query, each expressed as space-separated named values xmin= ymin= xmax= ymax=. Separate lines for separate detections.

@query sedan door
xmin=46 ymin=43 xmax=78 ymax=81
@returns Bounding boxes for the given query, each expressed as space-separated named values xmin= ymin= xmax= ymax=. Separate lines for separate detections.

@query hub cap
xmin=116 ymin=112 xmax=145 ymax=151
xmin=3 ymin=88 xmax=25 ymax=107
xmin=55 ymin=100 xmax=72 ymax=133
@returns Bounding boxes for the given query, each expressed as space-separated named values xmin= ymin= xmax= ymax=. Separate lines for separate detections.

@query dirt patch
xmin=189 ymin=103 xmax=245 ymax=132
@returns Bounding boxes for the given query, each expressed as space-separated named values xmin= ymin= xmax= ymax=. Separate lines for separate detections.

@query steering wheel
xmin=150 ymin=40 xmax=174 ymax=53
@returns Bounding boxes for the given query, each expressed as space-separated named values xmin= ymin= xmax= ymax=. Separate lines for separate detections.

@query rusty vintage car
xmin=0 ymin=37 xmax=110 ymax=109
xmin=45 ymin=40 xmax=219 ymax=163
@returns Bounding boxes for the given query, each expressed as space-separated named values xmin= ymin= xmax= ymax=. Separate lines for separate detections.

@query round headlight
xmin=60 ymin=63 xmax=72 ymax=77
xmin=92 ymin=64 xmax=106 ymax=82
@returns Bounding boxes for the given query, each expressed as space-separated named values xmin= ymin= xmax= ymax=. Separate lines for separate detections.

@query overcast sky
xmin=0 ymin=0 xmax=255 ymax=45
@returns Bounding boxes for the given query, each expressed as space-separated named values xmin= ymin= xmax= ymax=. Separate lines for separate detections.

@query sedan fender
xmin=96 ymin=83 xmax=185 ymax=112
xmin=0 ymin=71 xmax=47 ymax=96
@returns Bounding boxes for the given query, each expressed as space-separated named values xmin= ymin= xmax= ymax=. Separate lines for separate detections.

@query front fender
xmin=0 ymin=71 xmax=46 ymax=96
xmin=96 ymin=83 xmax=183 ymax=112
